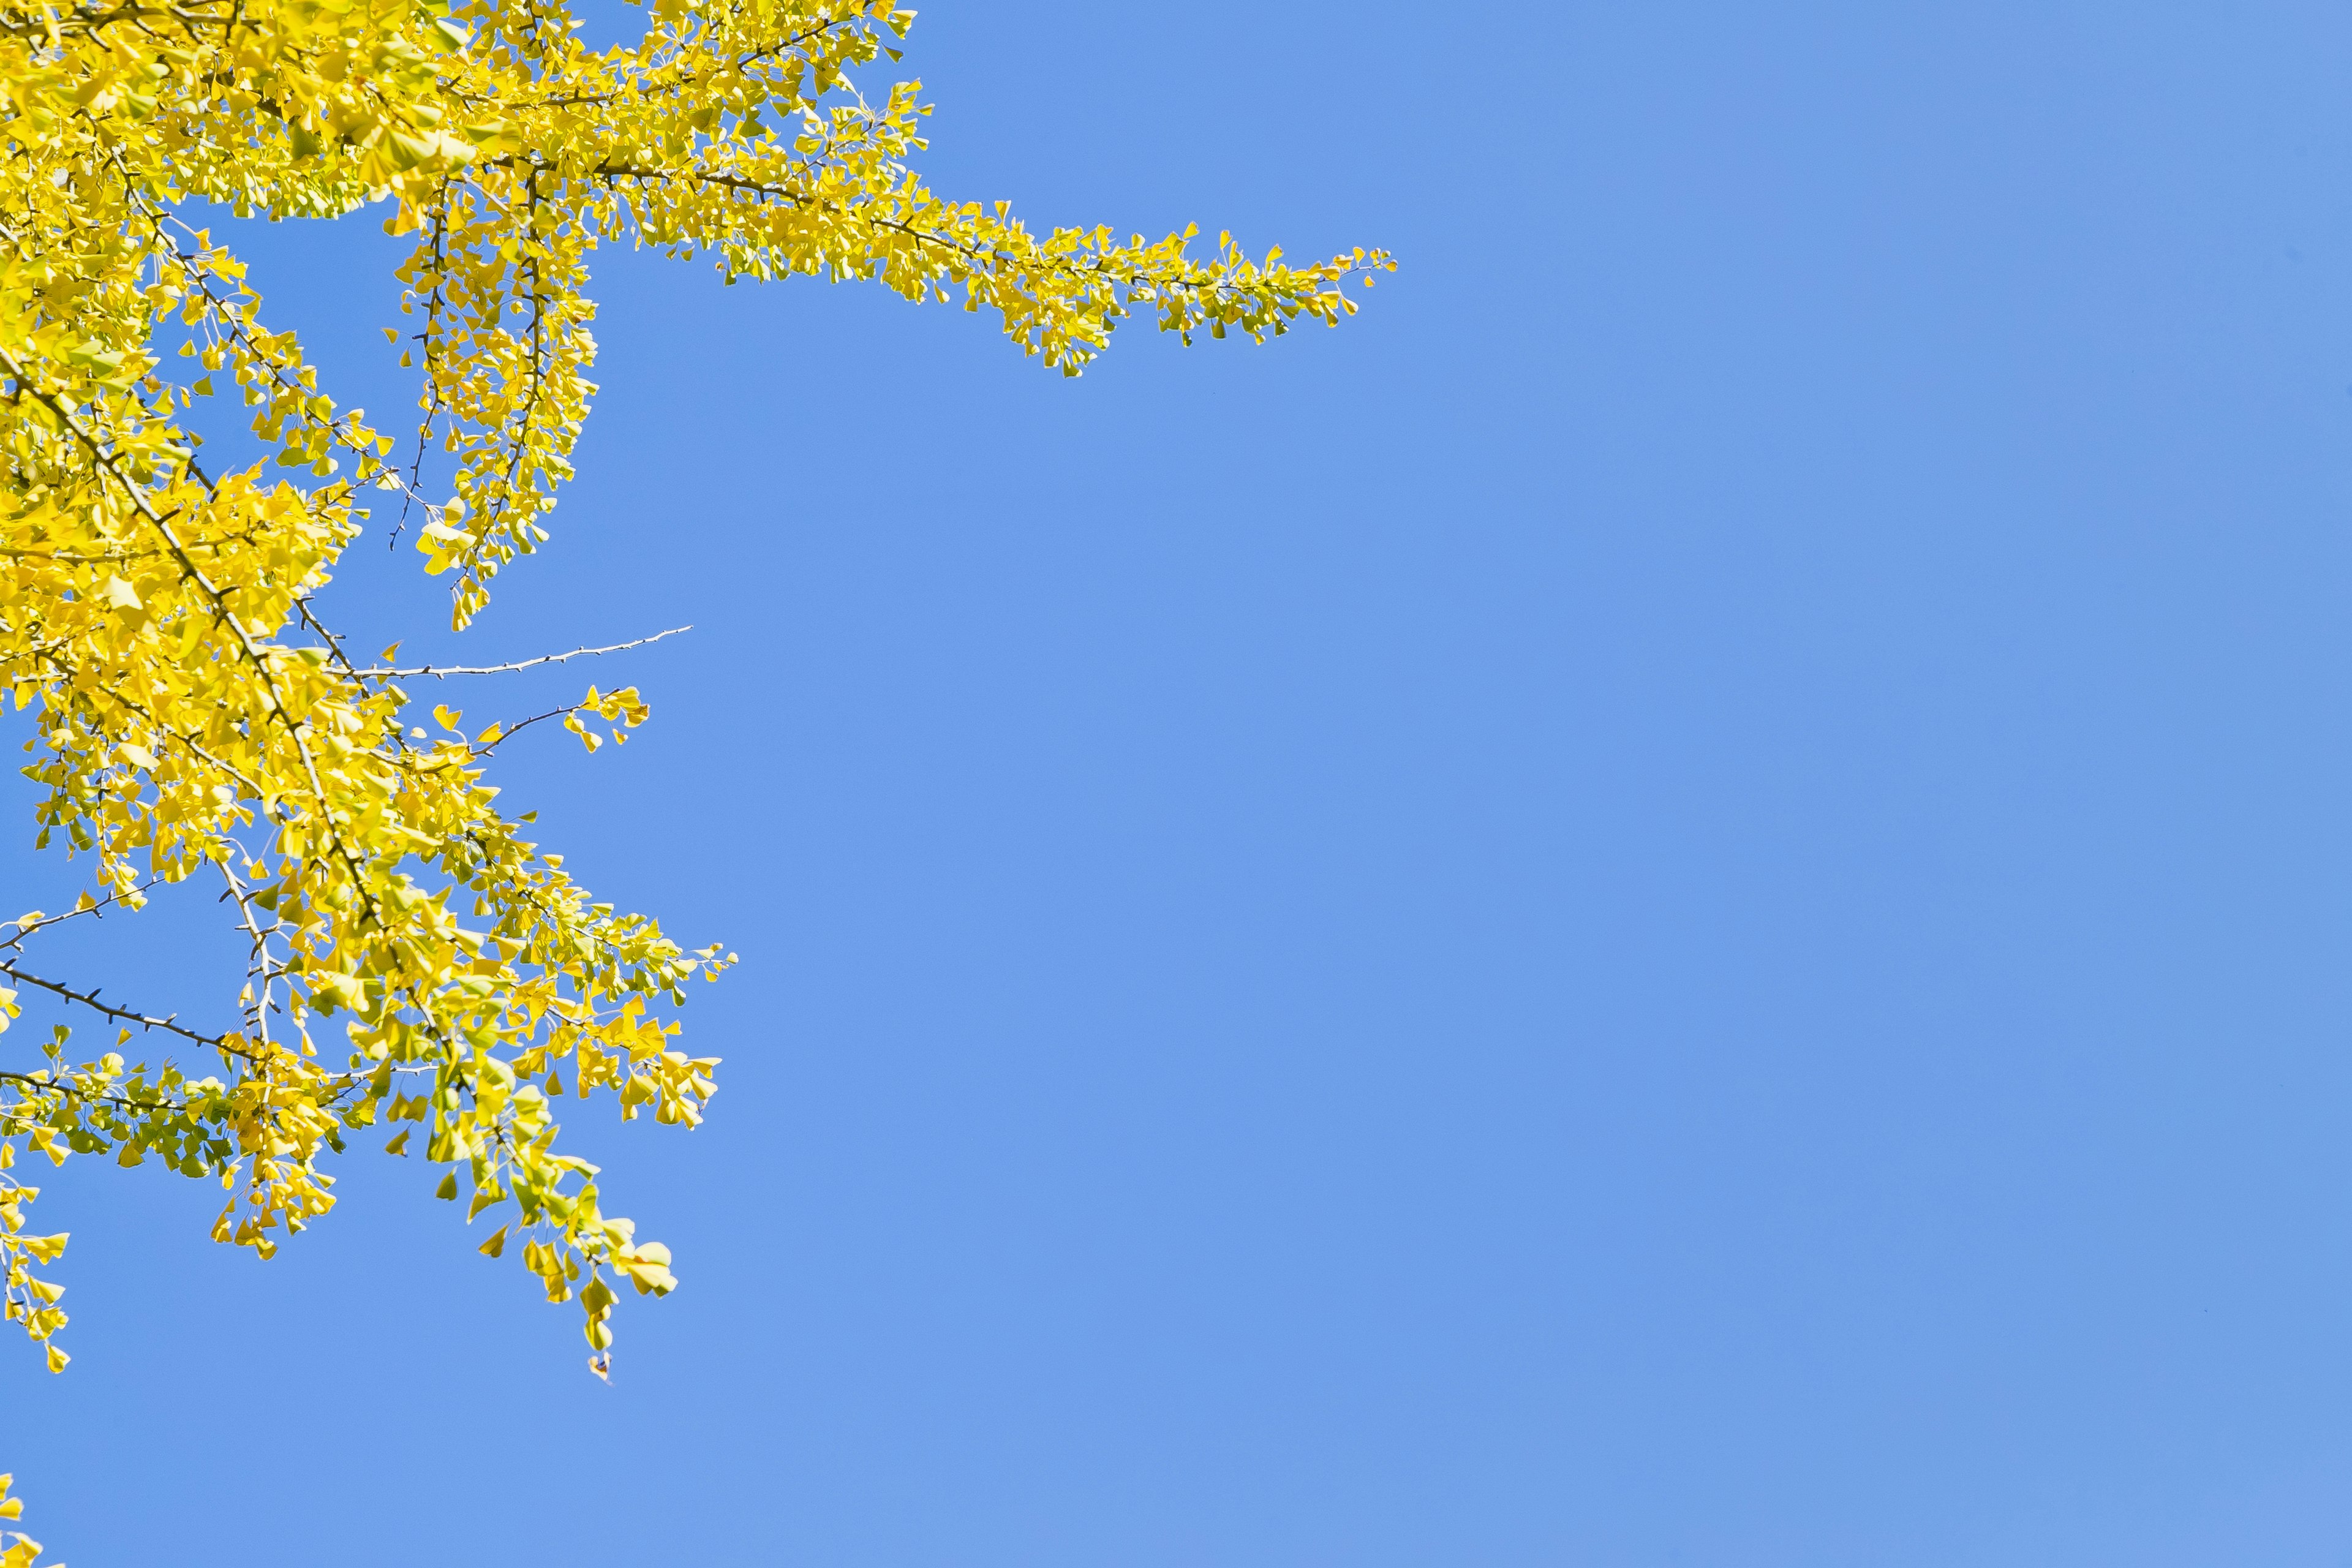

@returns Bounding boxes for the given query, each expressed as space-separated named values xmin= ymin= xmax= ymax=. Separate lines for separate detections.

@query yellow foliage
xmin=0 ymin=1474 xmax=41 ymax=1568
xmin=0 ymin=0 xmax=1384 ymax=1534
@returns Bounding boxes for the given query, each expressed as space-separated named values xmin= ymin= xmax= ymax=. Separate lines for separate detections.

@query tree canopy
xmin=0 ymin=0 xmax=1385 ymax=1553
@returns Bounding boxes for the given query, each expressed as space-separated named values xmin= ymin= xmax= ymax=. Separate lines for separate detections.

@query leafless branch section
xmin=360 ymin=625 xmax=690 ymax=680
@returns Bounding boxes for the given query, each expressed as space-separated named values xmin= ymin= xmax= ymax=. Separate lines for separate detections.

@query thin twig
xmin=0 ymin=877 xmax=162 ymax=954
xmin=0 ymin=959 xmax=226 ymax=1050
xmin=358 ymin=625 xmax=688 ymax=679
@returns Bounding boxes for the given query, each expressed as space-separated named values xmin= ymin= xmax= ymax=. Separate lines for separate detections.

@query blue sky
xmin=12 ymin=4 xmax=2352 ymax=1564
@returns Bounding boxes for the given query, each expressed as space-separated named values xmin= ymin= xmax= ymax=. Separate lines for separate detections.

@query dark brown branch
xmin=0 ymin=958 xmax=226 ymax=1049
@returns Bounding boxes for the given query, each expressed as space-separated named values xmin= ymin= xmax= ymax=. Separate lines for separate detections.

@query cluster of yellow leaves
xmin=0 ymin=1473 xmax=48 ymax=1568
xmin=0 ymin=0 xmax=1383 ymax=1419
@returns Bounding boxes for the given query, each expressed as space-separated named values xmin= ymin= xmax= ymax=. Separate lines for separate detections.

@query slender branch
xmin=359 ymin=625 xmax=688 ymax=679
xmin=480 ymin=701 xmax=590 ymax=752
xmin=0 ymin=958 xmax=225 ymax=1049
xmin=394 ymin=186 xmax=454 ymax=546
xmin=0 ymin=876 xmax=160 ymax=953
xmin=0 ymin=1066 xmax=186 ymax=1118
xmin=215 ymin=858 xmax=283 ymax=1047
xmin=584 ymin=159 xmax=1387 ymax=304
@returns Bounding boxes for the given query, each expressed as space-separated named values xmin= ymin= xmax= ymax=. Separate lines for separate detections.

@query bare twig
xmin=359 ymin=625 xmax=688 ymax=679
xmin=0 ymin=958 xmax=226 ymax=1050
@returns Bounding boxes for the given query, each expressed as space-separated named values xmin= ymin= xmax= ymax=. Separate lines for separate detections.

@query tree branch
xmin=0 ymin=959 xmax=226 ymax=1050
xmin=359 ymin=625 xmax=689 ymax=679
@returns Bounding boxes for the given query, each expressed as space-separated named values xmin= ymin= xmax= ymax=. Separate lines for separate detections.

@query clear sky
xmin=10 ymin=4 xmax=2352 ymax=1564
